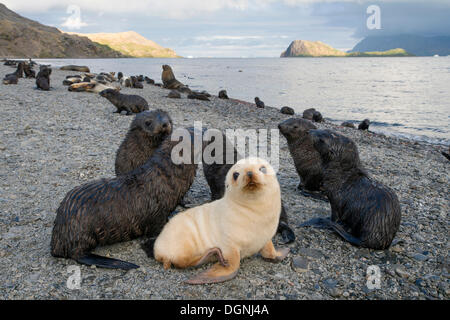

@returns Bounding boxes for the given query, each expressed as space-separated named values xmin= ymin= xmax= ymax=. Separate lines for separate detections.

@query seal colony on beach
xmin=152 ymin=158 xmax=289 ymax=284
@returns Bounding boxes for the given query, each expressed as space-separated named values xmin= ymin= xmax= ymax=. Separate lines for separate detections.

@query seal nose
xmin=247 ymin=171 xmax=253 ymax=179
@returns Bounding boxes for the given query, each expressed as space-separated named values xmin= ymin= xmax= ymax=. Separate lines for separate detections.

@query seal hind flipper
xmin=76 ymin=253 xmax=139 ymax=270
xmin=185 ymin=248 xmax=240 ymax=285
xmin=327 ymin=221 xmax=363 ymax=247
xmin=277 ymin=221 xmax=296 ymax=244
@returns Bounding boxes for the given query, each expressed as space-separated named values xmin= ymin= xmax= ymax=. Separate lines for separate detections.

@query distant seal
xmin=145 ymin=76 xmax=155 ymax=85
xmin=254 ymin=97 xmax=265 ymax=108
xmin=23 ymin=62 xmax=36 ymax=78
xmin=187 ymin=91 xmax=210 ymax=101
xmin=131 ymin=76 xmax=143 ymax=89
xmin=302 ymin=108 xmax=323 ymax=122
xmin=280 ymin=106 xmax=295 ymax=115
xmin=2 ymin=74 xmax=18 ymax=85
xmin=60 ymin=65 xmax=90 ymax=72
xmin=278 ymin=118 xmax=325 ymax=199
xmin=161 ymin=65 xmax=187 ymax=90
xmin=167 ymin=90 xmax=181 ymax=99
xmin=151 ymin=157 xmax=289 ymax=284
xmin=115 ymin=109 xmax=173 ymax=176
xmin=341 ymin=121 xmax=355 ymax=128
xmin=36 ymin=66 xmax=51 ymax=90
xmin=358 ymin=119 xmax=370 ymax=130
xmin=50 ymin=128 xmax=204 ymax=269
xmin=301 ymin=129 xmax=401 ymax=249
xmin=117 ymin=72 xmax=123 ymax=81
xmin=218 ymin=90 xmax=229 ymax=99
xmin=99 ymin=88 xmax=148 ymax=115
xmin=202 ymin=131 xmax=295 ymax=243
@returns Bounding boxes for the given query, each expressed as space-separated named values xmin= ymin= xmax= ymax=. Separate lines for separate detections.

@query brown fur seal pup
xmin=23 ymin=62 xmax=36 ymax=78
xmin=99 ymin=88 xmax=148 ymax=115
xmin=187 ymin=91 xmax=210 ymax=101
xmin=50 ymin=128 xmax=204 ymax=269
xmin=2 ymin=74 xmax=18 ymax=85
xmin=341 ymin=121 xmax=355 ymax=128
xmin=201 ymin=131 xmax=295 ymax=243
xmin=254 ymin=97 xmax=265 ymax=108
xmin=303 ymin=108 xmax=323 ymax=123
xmin=36 ymin=66 xmax=51 ymax=91
xmin=161 ymin=65 xmax=186 ymax=90
xmin=145 ymin=76 xmax=155 ymax=85
xmin=301 ymin=129 xmax=401 ymax=249
xmin=358 ymin=119 xmax=370 ymax=130
xmin=152 ymin=157 xmax=290 ymax=284
xmin=278 ymin=118 xmax=326 ymax=200
xmin=115 ymin=110 xmax=173 ymax=176
xmin=218 ymin=90 xmax=229 ymax=99
xmin=280 ymin=106 xmax=295 ymax=115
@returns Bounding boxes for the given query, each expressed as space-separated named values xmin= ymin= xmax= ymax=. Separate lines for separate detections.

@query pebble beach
xmin=0 ymin=64 xmax=448 ymax=300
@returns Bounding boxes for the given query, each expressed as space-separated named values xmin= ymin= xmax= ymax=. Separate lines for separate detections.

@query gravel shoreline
xmin=0 ymin=64 xmax=448 ymax=299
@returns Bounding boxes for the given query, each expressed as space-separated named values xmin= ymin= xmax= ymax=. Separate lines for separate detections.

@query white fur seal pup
xmin=153 ymin=157 xmax=290 ymax=284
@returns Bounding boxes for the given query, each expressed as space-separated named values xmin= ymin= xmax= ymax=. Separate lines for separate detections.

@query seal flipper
xmin=327 ymin=221 xmax=363 ymax=247
xmin=299 ymin=189 xmax=328 ymax=202
xmin=141 ymin=238 xmax=156 ymax=258
xmin=300 ymin=217 xmax=363 ymax=247
xmin=76 ymin=253 xmax=139 ymax=270
xmin=299 ymin=217 xmax=333 ymax=229
xmin=185 ymin=248 xmax=240 ymax=285
xmin=277 ymin=222 xmax=296 ymax=244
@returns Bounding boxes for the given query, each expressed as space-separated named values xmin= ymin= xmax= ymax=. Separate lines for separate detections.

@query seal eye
xmin=259 ymin=166 xmax=267 ymax=174
xmin=233 ymin=172 xmax=239 ymax=181
xmin=145 ymin=121 xmax=152 ymax=127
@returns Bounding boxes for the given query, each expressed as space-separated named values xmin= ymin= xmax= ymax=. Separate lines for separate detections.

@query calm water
xmin=37 ymin=57 xmax=450 ymax=146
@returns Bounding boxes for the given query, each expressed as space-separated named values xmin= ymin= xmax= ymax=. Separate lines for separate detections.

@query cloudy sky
xmin=3 ymin=0 xmax=449 ymax=57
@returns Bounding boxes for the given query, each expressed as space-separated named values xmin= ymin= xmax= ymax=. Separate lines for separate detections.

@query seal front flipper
xmin=299 ymin=217 xmax=333 ymax=229
xmin=277 ymin=221 xmax=296 ymax=244
xmin=260 ymin=240 xmax=289 ymax=262
xmin=76 ymin=253 xmax=139 ymax=270
xmin=299 ymin=189 xmax=328 ymax=202
xmin=185 ymin=249 xmax=240 ymax=285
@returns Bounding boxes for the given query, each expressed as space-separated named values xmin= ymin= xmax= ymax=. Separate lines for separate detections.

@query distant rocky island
xmin=0 ymin=3 xmax=178 ymax=59
xmin=67 ymin=31 xmax=180 ymax=58
xmin=350 ymin=35 xmax=450 ymax=57
xmin=281 ymin=40 xmax=412 ymax=57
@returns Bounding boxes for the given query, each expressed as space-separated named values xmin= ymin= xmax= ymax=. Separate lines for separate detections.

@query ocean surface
xmin=36 ymin=57 xmax=450 ymax=146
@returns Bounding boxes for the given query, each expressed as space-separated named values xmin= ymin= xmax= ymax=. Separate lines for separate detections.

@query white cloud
xmin=60 ymin=5 xmax=88 ymax=30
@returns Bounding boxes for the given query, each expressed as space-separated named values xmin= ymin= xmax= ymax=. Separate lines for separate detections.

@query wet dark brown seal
xmin=201 ymin=130 xmax=296 ymax=243
xmin=99 ymin=88 xmax=148 ymax=115
xmin=358 ymin=119 xmax=370 ymax=130
xmin=36 ymin=65 xmax=51 ymax=91
xmin=278 ymin=118 xmax=325 ymax=200
xmin=115 ymin=109 xmax=173 ymax=176
xmin=301 ymin=129 xmax=401 ymax=249
xmin=50 ymin=128 xmax=204 ymax=269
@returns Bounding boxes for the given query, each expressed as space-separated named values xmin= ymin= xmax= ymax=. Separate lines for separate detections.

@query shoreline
xmin=0 ymin=64 xmax=448 ymax=299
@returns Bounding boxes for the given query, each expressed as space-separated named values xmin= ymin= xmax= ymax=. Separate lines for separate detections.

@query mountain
xmin=347 ymin=48 xmax=412 ymax=57
xmin=281 ymin=40 xmax=413 ymax=57
xmin=68 ymin=31 xmax=179 ymax=58
xmin=280 ymin=40 xmax=347 ymax=57
xmin=350 ymin=35 xmax=450 ymax=56
xmin=0 ymin=3 xmax=124 ymax=58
